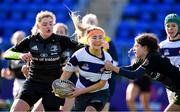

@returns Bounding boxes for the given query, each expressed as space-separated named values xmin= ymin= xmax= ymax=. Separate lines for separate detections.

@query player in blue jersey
xmin=60 ymin=26 xmax=112 ymax=111
xmin=159 ymin=13 xmax=180 ymax=105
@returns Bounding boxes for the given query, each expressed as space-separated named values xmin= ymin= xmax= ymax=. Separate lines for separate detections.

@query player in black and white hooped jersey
xmin=60 ymin=26 xmax=112 ymax=111
xmin=159 ymin=13 xmax=180 ymax=105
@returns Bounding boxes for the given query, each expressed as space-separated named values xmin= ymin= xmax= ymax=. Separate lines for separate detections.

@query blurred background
xmin=0 ymin=0 xmax=179 ymax=111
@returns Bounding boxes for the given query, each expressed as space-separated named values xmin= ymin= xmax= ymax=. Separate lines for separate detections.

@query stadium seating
xmin=114 ymin=0 xmax=180 ymax=66
xmin=0 ymin=0 xmax=79 ymax=47
xmin=116 ymin=0 xmax=180 ymax=43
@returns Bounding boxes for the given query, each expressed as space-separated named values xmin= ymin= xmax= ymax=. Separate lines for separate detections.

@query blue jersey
xmin=63 ymin=46 xmax=112 ymax=92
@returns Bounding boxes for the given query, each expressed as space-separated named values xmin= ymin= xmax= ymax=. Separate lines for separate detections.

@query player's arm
xmin=60 ymin=54 xmax=78 ymax=80
xmin=60 ymin=70 xmax=73 ymax=80
xmin=3 ymin=48 xmax=22 ymax=60
xmin=70 ymin=79 xmax=108 ymax=98
xmin=21 ymin=65 xmax=29 ymax=78
xmin=71 ymin=67 xmax=111 ymax=97
xmin=104 ymin=60 xmax=145 ymax=79
xmin=79 ymin=80 xmax=107 ymax=94
xmin=3 ymin=37 xmax=30 ymax=60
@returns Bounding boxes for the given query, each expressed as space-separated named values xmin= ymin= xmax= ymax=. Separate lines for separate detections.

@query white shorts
xmin=13 ymin=78 xmax=26 ymax=98
xmin=166 ymin=89 xmax=176 ymax=103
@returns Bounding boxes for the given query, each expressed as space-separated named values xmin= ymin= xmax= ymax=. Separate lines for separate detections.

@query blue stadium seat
xmin=116 ymin=20 xmax=137 ymax=40
xmin=172 ymin=5 xmax=180 ymax=12
xmin=129 ymin=0 xmax=146 ymax=4
xmin=147 ymin=0 xmax=160 ymax=4
xmin=30 ymin=0 xmax=45 ymax=4
xmin=18 ymin=20 xmax=33 ymax=35
xmin=139 ymin=4 xmax=155 ymax=14
xmin=117 ymin=20 xmax=135 ymax=30
xmin=11 ymin=4 xmax=26 ymax=12
xmin=19 ymin=0 xmax=31 ymax=4
xmin=0 ymin=0 xmax=81 ymax=45
xmin=122 ymin=5 xmax=139 ymax=18
xmin=64 ymin=0 xmax=78 ymax=8
xmin=116 ymin=29 xmax=129 ymax=40
xmin=156 ymin=13 xmax=168 ymax=23
xmin=139 ymin=13 xmax=152 ymax=22
xmin=135 ymin=22 xmax=149 ymax=31
xmin=11 ymin=11 xmax=22 ymax=20
xmin=0 ymin=10 xmax=6 ymax=20
xmin=26 ymin=11 xmax=36 ymax=21
xmin=3 ymin=21 xmax=18 ymax=30
xmin=0 ymin=3 xmax=9 ymax=12
xmin=56 ymin=13 xmax=67 ymax=23
xmin=163 ymin=0 xmax=176 ymax=4
xmin=134 ymin=23 xmax=151 ymax=36
xmin=156 ymin=4 xmax=170 ymax=14
xmin=48 ymin=0 xmax=64 ymax=4
xmin=41 ymin=4 xmax=64 ymax=12
xmin=2 ymin=0 xmax=13 ymax=3
xmin=26 ymin=4 xmax=40 ymax=12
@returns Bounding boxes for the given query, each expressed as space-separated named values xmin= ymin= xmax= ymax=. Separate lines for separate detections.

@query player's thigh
xmin=18 ymin=80 xmax=41 ymax=107
xmin=126 ymin=82 xmax=140 ymax=100
xmin=10 ymin=99 xmax=30 ymax=111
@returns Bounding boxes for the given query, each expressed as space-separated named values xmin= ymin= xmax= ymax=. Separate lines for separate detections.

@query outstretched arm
xmin=3 ymin=37 xmax=31 ymax=61
xmin=3 ymin=48 xmax=32 ymax=61
xmin=118 ymin=67 xmax=145 ymax=79
xmin=3 ymin=48 xmax=22 ymax=60
xmin=104 ymin=60 xmax=146 ymax=79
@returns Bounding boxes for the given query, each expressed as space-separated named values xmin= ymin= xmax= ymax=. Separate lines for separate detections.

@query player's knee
xmin=85 ymin=105 xmax=97 ymax=112
xmin=126 ymin=96 xmax=135 ymax=104
xmin=10 ymin=99 xmax=30 ymax=111
xmin=88 ymin=101 xmax=104 ymax=111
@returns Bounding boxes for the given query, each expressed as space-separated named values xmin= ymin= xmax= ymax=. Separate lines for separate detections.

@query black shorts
xmin=18 ymin=79 xmax=65 ymax=111
xmin=133 ymin=76 xmax=151 ymax=92
xmin=73 ymin=89 xmax=110 ymax=111
xmin=108 ymin=72 xmax=116 ymax=102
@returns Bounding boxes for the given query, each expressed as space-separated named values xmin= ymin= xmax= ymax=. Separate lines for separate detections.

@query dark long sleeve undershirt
xmin=118 ymin=66 xmax=146 ymax=79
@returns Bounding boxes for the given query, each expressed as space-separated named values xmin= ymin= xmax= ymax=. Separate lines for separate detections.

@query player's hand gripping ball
xmin=52 ymin=79 xmax=75 ymax=98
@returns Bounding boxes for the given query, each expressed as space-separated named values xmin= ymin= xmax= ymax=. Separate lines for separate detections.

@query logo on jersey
xmin=82 ymin=64 xmax=89 ymax=70
xmin=31 ymin=45 xmax=38 ymax=50
xmin=50 ymin=45 xmax=58 ymax=52
xmin=164 ymin=49 xmax=170 ymax=56
xmin=152 ymin=72 xmax=161 ymax=80
xmin=143 ymin=59 xmax=149 ymax=66
xmin=161 ymin=55 xmax=165 ymax=58
xmin=40 ymin=53 xmax=48 ymax=57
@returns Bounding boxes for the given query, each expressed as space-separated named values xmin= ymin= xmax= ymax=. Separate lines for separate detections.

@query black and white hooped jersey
xmin=159 ymin=39 xmax=180 ymax=69
xmin=63 ymin=46 xmax=112 ymax=92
